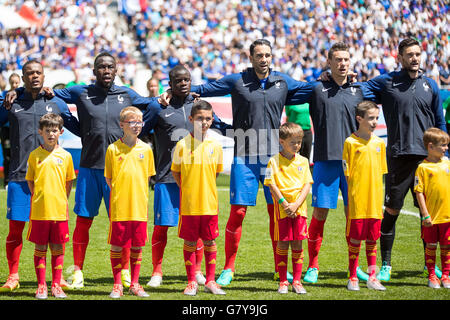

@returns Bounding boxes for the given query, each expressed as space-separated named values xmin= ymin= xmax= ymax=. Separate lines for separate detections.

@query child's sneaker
xmin=129 ymin=283 xmax=149 ymax=297
xmin=441 ymin=275 xmax=450 ymax=289
xmin=183 ymin=281 xmax=198 ymax=296
xmin=277 ymin=280 xmax=289 ymax=294
xmin=428 ymin=274 xmax=441 ymax=289
xmin=292 ymin=280 xmax=307 ymax=294
xmin=195 ymin=272 xmax=207 ymax=286
xmin=121 ymin=269 xmax=131 ymax=288
xmin=367 ymin=277 xmax=386 ymax=291
xmin=0 ymin=274 xmax=20 ymax=292
xmin=51 ymin=283 xmax=67 ymax=298
xmin=35 ymin=284 xmax=48 ymax=299
xmin=147 ymin=273 xmax=162 ymax=287
xmin=109 ymin=283 xmax=123 ymax=298
xmin=204 ymin=281 xmax=226 ymax=295
xmin=347 ymin=277 xmax=360 ymax=291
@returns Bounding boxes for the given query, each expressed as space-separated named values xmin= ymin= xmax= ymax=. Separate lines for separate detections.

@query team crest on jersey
xmin=298 ymin=166 xmax=303 ymax=172
xmin=45 ymin=105 xmax=53 ymax=112
xmin=423 ymin=82 xmax=429 ymax=92
xmin=376 ymin=147 xmax=381 ymax=153
xmin=55 ymin=158 xmax=63 ymax=165
xmin=117 ymin=94 xmax=124 ymax=103
xmin=350 ymin=87 xmax=356 ymax=95
xmin=275 ymin=81 xmax=281 ymax=89
xmin=118 ymin=156 xmax=123 ymax=161
xmin=138 ymin=153 xmax=144 ymax=159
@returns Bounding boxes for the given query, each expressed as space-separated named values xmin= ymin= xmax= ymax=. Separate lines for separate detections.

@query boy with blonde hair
xmin=414 ymin=127 xmax=450 ymax=289
xmin=343 ymin=101 xmax=387 ymax=291
xmin=264 ymin=122 xmax=313 ymax=294
xmin=104 ymin=106 xmax=155 ymax=298
xmin=26 ymin=113 xmax=76 ymax=299
xmin=171 ymin=100 xmax=225 ymax=296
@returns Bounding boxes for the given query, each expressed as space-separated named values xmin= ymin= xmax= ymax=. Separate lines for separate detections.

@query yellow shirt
xmin=26 ymin=146 xmax=76 ymax=221
xmin=104 ymin=139 xmax=155 ymax=222
xmin=264 ymin=153 xmax=313 ymax=219
xmin=414 ymin=159 xmax=450 ymax=224
xmin=171 ymin=134 xmax=223 ymax=216
xmin=343 ymin=133 xmax=387 ymax=220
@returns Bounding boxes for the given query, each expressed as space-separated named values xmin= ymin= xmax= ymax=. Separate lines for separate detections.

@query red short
xmin=178 ymin=215 xmax=219 ymax=242
xmin=275 ymin=215 xmax=308 ymax=242
xmin=108 ymin=221 xmax=148 ymax=248
xmin=347 ymin=218 xmax=381 ymax=241
xmin=26 ymin=220 xmax=70 ymax=245
xmin=422 ymin=222 xmax=450 ymax=245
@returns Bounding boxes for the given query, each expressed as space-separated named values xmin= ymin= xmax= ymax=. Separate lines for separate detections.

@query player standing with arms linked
xmin=363 ymin=39 xmax=447 ymax=281
xmin=0 ymin=60 xmax=79 ymax=292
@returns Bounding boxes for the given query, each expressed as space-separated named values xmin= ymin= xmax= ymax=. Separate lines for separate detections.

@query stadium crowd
xmin=124 ymin=0 xmax=449 ymax=85
xmin=0 ymin=0 xmax=449 ymax=89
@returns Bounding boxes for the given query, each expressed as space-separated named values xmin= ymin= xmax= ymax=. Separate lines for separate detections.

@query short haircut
xmin=169 ymin=65 xmax=190 ymax=82
xmin=327 ymin=42 xmax=349 ymax=60
xmin=398 ymin=38 xmax=420 ymax=56
xmin=191 ymin=99 xmax=213 ymax=117
xmin=423 ymin=127 xmax=450 ymax=148
xmin=39 ymin=113 xmax=64 ymax=130
xmin=22 ymin=60 xmax=42 ymax=74
xmin=279 ymin=122 xmax=304 ymax=140
xmin=355 ymin=101 xmax=379 ymax=118
xmin=119 ymin=106 xmax=143 ymax=122
xmin=94 ymin=52 xmax=115 ymax=67
xmin=249 ymin=39 xmax=272 ymax=56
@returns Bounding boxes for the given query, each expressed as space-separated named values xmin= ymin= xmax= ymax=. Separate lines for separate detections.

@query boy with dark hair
xmin=171 ymin=100 xmax=225 ymax=296
xmin=26 ymin=113 xmax=76 ymax=299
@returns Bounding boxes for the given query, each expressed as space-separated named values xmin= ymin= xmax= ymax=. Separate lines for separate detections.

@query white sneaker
xmin=147 ymin=274 xmax=163 ymax=287
xmin=195 ymin=272 xmax=206 ymax=286
xmin=367 ymin=277 xmax=386 ymax=291
xmin=278 ymin=281 xmax=289 ymax=294
xmin=347 ymin=277 xmax=360 ymax=291
xmin=204 ymin=281 xmax=226 ymax=295
xmin=129 ymin=283 xmax=149 ymax=297
xmin=183 ymin=281 xmax=198 ymax=296
xmin=109 ymin=284 xmax=123 ymax=299
xmin=35 ymin=284 xmax=48 ymax=299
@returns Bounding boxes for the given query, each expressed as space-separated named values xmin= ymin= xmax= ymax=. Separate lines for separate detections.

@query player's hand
xmin=422 ymin=216 xmax=432 ymax=228
xmin=41 ymin=86 xmax=55 ymax=98
xmin=347 ymin=71 xmax=357 ymax=83
xmin=317 ymin=71 xmax=331 ymax=82
xmin=4 ymin=90 xmax=17 ymax=110
xmin=158 ymin=90 xmax=172 ymax=106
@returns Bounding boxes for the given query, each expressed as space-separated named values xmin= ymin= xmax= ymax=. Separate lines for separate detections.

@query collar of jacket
xmin=170 ymin=93 xmax=195 ymax=108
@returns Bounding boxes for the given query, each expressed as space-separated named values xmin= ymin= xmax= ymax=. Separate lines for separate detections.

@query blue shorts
xmin=153 ymin=183 xmax=180 ymax=227
xmin=6 ymin=181 xmax=31 ymax=222
xmin=311 ymin=160 xmax=348 ymax=209
xmin=74 ymin=167 xmax=110 ymax=218
xmin=229 ymin=156 xmax=273 ymax=206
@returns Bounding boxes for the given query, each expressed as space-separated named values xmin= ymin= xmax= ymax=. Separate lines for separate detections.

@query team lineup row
xmin=0 ymin=37 xmax=448 ymax=299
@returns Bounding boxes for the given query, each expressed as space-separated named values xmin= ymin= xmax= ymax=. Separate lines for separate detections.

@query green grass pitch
xmin=0 ymin=174 xmax=449 ymax=301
